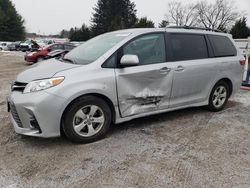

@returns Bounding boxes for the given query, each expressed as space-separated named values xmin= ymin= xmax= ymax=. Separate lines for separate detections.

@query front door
xmin=115 ymin=33 xmax=174 ymax=117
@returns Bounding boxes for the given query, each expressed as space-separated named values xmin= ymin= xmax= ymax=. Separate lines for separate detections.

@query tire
xmin=208 ymin=81 xmax=229 ymax=112
xmin=37 ymin=57 xmax=45 ymax=62
xmin=62 ymin=96 xmax=112 ymax=143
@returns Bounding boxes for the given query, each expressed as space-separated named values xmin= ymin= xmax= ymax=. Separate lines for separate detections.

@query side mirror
xmin=120 ymin=54 xmax=139 ymax=67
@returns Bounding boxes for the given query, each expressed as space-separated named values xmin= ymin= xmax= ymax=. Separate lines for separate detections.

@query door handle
xmin=159 ymin=67 xmax=171 ymax=74
xmin=175 ymin=65 xmax=185 ymax=72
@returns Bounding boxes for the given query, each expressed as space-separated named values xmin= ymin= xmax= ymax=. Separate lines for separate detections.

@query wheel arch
xmin=217 ymin=78 xmax=233 ymax=97
xmin=60 ymin=93 xmax=116 ymax=135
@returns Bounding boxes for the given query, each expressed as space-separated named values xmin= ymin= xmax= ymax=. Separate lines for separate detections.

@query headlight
xmin=23 ymin=77 xmax=64 ymax=94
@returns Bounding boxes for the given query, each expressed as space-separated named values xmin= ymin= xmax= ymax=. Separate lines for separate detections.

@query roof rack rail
xmin=166 ymin=26 xmax=222 ymax=33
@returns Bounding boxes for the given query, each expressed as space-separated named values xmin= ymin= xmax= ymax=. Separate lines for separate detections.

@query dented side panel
xmin=115 ymin=63 xmax=174 ymax=117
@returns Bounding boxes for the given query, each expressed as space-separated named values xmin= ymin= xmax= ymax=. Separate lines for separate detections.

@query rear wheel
xmin=208 ymin=81 xmax=229 ymax=112
xmin=62 ymin=96 xmax=112 ymax=143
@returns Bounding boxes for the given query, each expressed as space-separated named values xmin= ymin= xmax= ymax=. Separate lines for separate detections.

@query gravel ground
xmin=0 ymin=52 xmax=250 ymax=188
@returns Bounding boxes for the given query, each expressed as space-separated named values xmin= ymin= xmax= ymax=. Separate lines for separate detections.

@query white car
xmin=0 ymin=42 xmax=11 ymax=51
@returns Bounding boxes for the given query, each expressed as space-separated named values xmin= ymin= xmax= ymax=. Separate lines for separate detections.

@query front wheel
xmin=208 ymin=81 xmax=229 ymax=112
xmin=62 ymin=96 xmax=112 ymax=143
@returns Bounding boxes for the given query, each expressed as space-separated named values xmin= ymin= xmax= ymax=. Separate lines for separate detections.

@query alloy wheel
xmin=73 ymin=105 xmax=105 ymax=137
xmin=212 ymin=86 xmax=227 ymax=108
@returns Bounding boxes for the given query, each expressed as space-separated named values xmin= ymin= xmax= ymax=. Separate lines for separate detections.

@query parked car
xmin=36 ymin=39 xmax=54 ymax=48
xmin=25 ymin=43 xmax=76 ymax=63
xmin=0 ymin=42 xmax=11 ymax=51
xmin=7 ymin=41 xmax=22 ymax=51
xmin=20 ymin=40 xmax=40 ymax=52
xmin=19 ymin=40 xmax=32 ymax=52
xmin=45 ymin=44 xmax=76 ymax=60
xmin=8 ymin=28 xmax=243 ymax=143
xmin=45 ymin=49 xmax=67 ymax=60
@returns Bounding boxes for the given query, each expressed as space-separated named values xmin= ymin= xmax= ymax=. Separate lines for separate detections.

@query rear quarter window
xmin=170 ymin=34 xmax=208 ymax=61
xmin=208 ymin=35 xmax=237 ymax=57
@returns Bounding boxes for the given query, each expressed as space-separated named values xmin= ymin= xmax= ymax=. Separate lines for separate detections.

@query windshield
xmin=65 ymin=32 xmax=131 ymax=65
xmin=23 ymin=41 xmax=31 ymax=44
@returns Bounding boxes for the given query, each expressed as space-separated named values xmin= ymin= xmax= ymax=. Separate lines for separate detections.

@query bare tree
xmin=166 ymin=1 xmax=198 ymax=26
xmin=166 ymin=0 xmax=242 ymax=31
xmin=196 ymin=0 xmax=241 ymax=30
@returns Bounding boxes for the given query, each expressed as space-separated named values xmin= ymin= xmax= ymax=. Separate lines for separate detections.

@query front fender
xmin=46 ymin=67 xmax=119 ymax=126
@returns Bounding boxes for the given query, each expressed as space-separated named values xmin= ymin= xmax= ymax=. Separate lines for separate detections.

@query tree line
xmin=0 ymin=0 xmax=249 ymax=42
xmin=61 ymin=0 xmax=250 ymax=41
xmin=165 ymin=0 xmax=250 ymax=38
xmin=0 ymin=0 xmax=25 ymax=41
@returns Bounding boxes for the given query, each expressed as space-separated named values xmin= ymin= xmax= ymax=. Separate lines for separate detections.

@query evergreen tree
xmin=91 ymin=0 xmax=137 ymax=36
xmin=134 ymin=17 xmax=155 ymax=28
xmin=69 ymin=24 xmax=91 ymax=41
xmin=230 ymin=17 xmax=250 ymax=38
xmin=0 ymin=0 xmax=25 ymax=41
xmin=159 ymin=20 xmax=169 ymax=28
xmin=217 ymin=26 xmax=228 ymax=33
xmin=60 ymin=29 xmax=70 ymax=38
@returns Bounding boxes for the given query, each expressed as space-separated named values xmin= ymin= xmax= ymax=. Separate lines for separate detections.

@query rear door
xmin=168 ymin=33 xmax=219 ymax=107
xmin=115 ymin=33 xmax=175 ymax=117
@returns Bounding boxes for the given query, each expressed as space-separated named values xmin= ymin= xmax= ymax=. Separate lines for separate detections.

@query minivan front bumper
xmin=8 ymin=90 xmax=67 ymax=138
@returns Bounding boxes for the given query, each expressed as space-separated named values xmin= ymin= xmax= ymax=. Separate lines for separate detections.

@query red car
xmin=24 ymin=43 xmax=75 ymax=63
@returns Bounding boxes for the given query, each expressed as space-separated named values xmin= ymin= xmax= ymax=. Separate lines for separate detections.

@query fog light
xmin=29 ymin=116 xmax=42 ymax=133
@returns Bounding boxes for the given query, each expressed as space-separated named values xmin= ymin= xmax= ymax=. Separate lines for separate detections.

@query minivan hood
xmin=16 ymin=59 xmax=80 ymax=83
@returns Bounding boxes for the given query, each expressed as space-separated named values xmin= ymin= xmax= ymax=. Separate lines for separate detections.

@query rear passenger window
xmin=208 ymin=35 xmax=236 ymax=57
xmin=170 ymin=34 xmax=208 ymax=61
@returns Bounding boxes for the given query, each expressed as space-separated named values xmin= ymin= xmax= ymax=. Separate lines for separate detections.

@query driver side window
xmin=122 ymin=33 xmax=166 ymax=65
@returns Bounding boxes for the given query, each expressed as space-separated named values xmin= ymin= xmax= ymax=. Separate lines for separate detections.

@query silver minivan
xmin=8 ymin=28 xmax=243 ymax=143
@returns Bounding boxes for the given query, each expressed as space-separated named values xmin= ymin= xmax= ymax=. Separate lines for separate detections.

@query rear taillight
xmin=240 ymin=60 xmax=246 ymax=66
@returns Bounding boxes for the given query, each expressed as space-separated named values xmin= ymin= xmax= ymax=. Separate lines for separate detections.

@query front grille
xmin=11 ymin=81 xmax=27 ymax=92
xmin=9 ymin=103 xmax=23 ymax=128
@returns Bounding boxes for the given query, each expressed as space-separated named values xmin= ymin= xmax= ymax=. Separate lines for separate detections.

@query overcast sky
xmin=11 ymin=0 xmax=250 ymax=35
